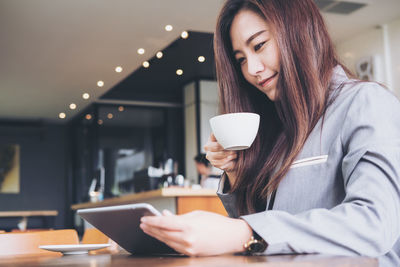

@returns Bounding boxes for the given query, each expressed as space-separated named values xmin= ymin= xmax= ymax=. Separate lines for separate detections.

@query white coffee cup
xmin=209 ymin=112 xmax=260 ymax=150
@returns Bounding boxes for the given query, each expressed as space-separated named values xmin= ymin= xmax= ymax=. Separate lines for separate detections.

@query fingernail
xmin=141 ymin=217 xmax=147 ymax=223
xmin=163 ymin=209 xmax=173 ymax=216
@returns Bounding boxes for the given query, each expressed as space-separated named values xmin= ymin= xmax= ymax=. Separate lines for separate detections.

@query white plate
xmin=39 ymin=244 xmax=110 ymax=255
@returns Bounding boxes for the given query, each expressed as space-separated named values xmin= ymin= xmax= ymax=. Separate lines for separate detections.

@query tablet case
xmin=78 ymin=203 xmax=176 ymax=254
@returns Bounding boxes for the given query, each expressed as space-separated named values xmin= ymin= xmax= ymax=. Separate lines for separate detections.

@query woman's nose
xmin=247 ymin=55 xmax=264 ymax=76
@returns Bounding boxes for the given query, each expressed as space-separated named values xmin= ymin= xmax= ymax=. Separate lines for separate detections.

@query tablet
xmin=77 ymin=203 xmax=176 ymax=254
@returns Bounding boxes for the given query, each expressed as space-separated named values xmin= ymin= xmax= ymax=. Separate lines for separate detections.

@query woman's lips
xmin=259 ymin=73 xmax=278 ymax=87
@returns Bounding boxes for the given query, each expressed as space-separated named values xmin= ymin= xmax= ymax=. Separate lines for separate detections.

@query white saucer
xmin=39 ymin=244 xmax=110 ymax=255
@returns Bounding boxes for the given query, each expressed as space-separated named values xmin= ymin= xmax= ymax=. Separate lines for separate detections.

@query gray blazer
xmin=218 ymin=66 xmax=400 ymax=267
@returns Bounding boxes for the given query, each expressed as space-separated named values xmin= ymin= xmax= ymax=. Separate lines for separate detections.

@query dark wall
xmin=0 ymin=122 xmax=70 ymax=230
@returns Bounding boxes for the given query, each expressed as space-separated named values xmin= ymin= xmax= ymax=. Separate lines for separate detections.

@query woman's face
xmin=230 ymin=9 xmax=280 ymax=101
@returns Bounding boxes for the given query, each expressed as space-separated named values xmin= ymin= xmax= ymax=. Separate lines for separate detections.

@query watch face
xmin=249 ymin=239 xmax=267 ymax=253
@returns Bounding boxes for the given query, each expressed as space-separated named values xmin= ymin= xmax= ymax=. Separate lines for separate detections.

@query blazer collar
xmin=330 ymin=65 xmax=349 ymax=91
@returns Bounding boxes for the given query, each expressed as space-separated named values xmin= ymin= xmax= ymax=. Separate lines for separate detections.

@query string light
xmin=181 ymin=31 xmax=189 ymax=39
xmin=165 ymin=25 xmax=173 ymax=31
xmin=97 ymin=80 xmax=104 ymax=87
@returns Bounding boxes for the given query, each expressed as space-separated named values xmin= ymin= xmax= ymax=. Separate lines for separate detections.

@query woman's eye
xmin=236 ymin=57 xmax=245 ymax=65
xmin=254 ymin=42 xmax=266 ymax=51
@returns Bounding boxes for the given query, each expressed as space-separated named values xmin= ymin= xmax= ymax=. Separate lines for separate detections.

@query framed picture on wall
xmin=0 ymin=144 xmax=20 ymax=194
xmin=355 ymin=55 xmax=383 ymax=83
xmin=356 ymin=56 xmax=374 ymax=81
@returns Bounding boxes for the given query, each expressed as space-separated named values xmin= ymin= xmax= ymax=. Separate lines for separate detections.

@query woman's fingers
xmin=204 ymin=142 xmax=224 ymax=152
xmin=212 ymin=157 xmax=234 ymax=167
xmin=207 ymin=152 xmax=237 ymax=169
xmin=140 ymin=225 xmax=192 ymax=255
xmin=206 ymin=150 xmax=235 ymax=161
xmin=140 ymin=221 xmax=200 ymax=255
xmin=220 ymin=161 xmax=236 ymax=172
xmin=210 ymin=133 xmax=217 ymax=142
xmin=162 ymin=209 xmax=173 ymax=216
xmin=228 ymin=153 xmax=237 ymax=160
xmin=204 ymin=133 xmax=239 ymax=171
xmin=204 ymin=134 xmax=224 ymax=152
xmin=141 ymin=215 xmax=186 ymax=231
xmin=140 ymin=223 xmax=183 ymax=244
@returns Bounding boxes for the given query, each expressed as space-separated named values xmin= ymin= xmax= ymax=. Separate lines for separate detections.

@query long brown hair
xmin=214 ymin=0 xmax=342 ymax=214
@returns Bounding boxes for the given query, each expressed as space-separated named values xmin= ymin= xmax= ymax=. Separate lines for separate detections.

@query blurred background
xmin=0 ymin=0 xmax=399 ymax=231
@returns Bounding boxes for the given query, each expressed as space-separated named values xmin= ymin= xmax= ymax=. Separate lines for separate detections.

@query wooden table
xmin=71 ymin=187 xmax=227 ymax=216
xmin=0 ymin=253 xmax=377 ymax=266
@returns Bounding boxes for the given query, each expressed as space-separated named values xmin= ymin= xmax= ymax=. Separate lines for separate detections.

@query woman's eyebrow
xmin=233 ymin=30 xmax=267 ymax=56
xmin=245 ymin=30 xmax=267 ymax=45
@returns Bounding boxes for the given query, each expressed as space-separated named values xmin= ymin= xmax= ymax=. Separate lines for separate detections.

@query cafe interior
xmin=0 ymin=0 xmax=400 ymax=265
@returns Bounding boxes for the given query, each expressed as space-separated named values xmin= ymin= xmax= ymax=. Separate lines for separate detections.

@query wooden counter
xmin=71 ymin=187 xmax=227 ymax=215
xmin=0 ymin=211 xmax=58 ymax=217
xmin=0 ymin=253 xmax=378 ymax=267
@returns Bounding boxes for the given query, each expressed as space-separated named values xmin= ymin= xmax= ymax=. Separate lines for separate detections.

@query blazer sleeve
xmin=239 ymin=85 xmax=400 ymax=257
xmin=217 ymin=173 xmax=240 ymax=219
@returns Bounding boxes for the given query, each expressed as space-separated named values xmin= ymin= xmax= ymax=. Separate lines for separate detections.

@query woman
xmin=194 ymin=153 xmax=221 ymax=189
xmin=140 ymin=0 xmax=400 ymax=265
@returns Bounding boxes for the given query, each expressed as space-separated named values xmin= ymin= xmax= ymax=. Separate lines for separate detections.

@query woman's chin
xmin=263 ymin=88 xmax=278 ymax=101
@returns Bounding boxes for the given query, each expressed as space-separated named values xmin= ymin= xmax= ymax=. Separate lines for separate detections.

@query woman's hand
xmin=140 ymin=210 xmax=252 ymax=256
xmin=204 ymin=134 xmax=238 ymax=183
